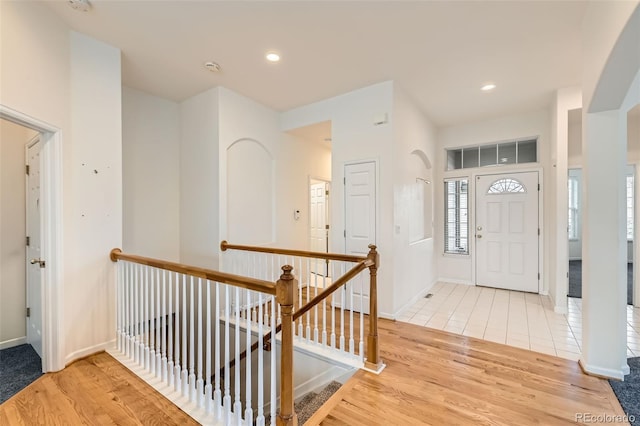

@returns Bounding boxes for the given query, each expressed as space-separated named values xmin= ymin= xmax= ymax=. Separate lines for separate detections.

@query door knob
xmin=477 ymin=235 xmax=483 ymax=239
xmin=30 ymin=258 xmax=45 ymax=268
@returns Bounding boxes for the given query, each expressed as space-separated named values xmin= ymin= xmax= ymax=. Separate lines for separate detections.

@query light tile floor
xmin=397 ymin=282 xmax=640 ymax=361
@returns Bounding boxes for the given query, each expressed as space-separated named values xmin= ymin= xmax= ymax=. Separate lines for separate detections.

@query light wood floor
xmin=0 ymin=351 xmax=197 ymax=425
xmin=0 ymin=319 xmax=628 ymax=425
xmin=308 ymin=319 xmax=629 ymax=426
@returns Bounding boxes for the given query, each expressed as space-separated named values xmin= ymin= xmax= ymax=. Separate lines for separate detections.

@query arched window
xmin=487 ymin=178 xmax=525 ymax=194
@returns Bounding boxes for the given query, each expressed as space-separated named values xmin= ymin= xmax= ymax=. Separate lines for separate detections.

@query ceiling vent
xmin=68 ymin=0 xmax=91 ymax=12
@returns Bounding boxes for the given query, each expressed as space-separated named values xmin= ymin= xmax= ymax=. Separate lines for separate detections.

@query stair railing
xmin=110 ymin=249 xmax=298 ymax=425
xmin=220 ymin=241 xmax=382 ymax=372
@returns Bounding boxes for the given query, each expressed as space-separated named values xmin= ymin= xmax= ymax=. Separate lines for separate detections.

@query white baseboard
xmin=65 ymin=339 xmax=116 ymax=366
xmin=579 ymin=358 xmax=627 ymax=380
xmin=0 ymin=336 xmax=27 ymax=350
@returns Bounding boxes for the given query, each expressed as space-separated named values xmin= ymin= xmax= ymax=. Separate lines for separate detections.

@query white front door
xmin=26 ymin=138 xmax=43 ymax=358
xmin=310 ymin=181 xmax=329 ymax=276
xmin=344 ymin=161 xmax=376 ymax=313
xmin=475 ymin=171 xmax=539 ymax=293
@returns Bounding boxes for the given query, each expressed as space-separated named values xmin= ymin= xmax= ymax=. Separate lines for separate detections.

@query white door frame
xmin=470 ymin=166 xmax=545 ymax=294
xmin=309 ymin=176 xmax=331 ymax=276
xmin=1 ymin=104 xmax=64 ymax=372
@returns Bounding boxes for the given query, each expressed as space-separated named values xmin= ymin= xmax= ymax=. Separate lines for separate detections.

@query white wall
xmin=122 ymin=87 xmax=180 ymax=261
xmin=1 ymin=1 xmax=122 ymax=369
xmin=437 ymin=110 xmax=551 ymax=291
xmin=179 ymin=88 xmax=220 ymax=268
xmin=0 ymin=119 xmax=37 ymax=347
xmin=282 ymin=82 xmax=396 ymax=317
xmin=391 ymin=84 xmax=438 ymax=314
xmin=66 ymin=32 xmax=122 ymax=362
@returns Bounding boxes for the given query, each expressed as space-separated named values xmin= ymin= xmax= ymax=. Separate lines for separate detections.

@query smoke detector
xmin=68 ymin=0 xmax=91 ymax=12
xmin=204 ymin=62 xmax=221 ymax=73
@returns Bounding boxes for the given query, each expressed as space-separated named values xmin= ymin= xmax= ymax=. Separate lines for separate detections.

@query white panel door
xmin=26 ymin=138 xmax=43 ymax=358
xmin=476 ymin=171 xmax=539 ymax=292
xmin=344 ymin=162 xmax=376 ymax=313
xmin=310 ymin=181 xmax=329 ymax=276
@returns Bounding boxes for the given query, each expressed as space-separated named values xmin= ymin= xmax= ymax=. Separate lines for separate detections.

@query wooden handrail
xmin=221 ymin=240 xmax=367 ymax=263
xmin=110 ymin=248 xmax=277 ymax=295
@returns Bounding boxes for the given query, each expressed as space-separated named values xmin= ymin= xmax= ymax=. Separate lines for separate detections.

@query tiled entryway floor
xmin=397 ymin=282 xmax=640 ymax=361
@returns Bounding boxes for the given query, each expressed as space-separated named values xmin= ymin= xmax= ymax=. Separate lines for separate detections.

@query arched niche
xmin=409 ymin=149 xmax=433 ymax=242
xmin=226 ymin=138 xmax=274 ymax=244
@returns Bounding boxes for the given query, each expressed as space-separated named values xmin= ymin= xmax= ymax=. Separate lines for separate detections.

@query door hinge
xmin=325 ymin=224 xmax=330 ymax=230
xmin=344 ymin=230 xmax=346 ymax=237
xmin=26 ymin=236 xmax=30 ymax=246
xmin=538 ymin=273 xmax=540 ymax=280
xmin=538 ymin=228 xmax=540 ymax=236
xmin=25 ymin=165 xmax=30 ymax=175
xmin=538 ymin=183 xmax=540 ymax=191
xmin=325 ymin=190 xmax=329 ymax=196
xmin=343 ymin=177 xmax=346 ymax=185
xmin=26 ymin=307 xmax=30 ymax=318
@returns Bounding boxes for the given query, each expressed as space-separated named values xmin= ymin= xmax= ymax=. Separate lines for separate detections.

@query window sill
xmin=442 ymin=252 xmax=470 ymax=258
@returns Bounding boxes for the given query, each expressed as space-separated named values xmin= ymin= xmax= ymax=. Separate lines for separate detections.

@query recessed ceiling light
xmin=481 ymin=83 xmax=496 ymax=92
xmin=266 ymin=52 xmax=280 ymax=63
xmin=68 ymin=0 xmax=91 ymax=12
xmin=204 ymin=62 xmax=221 ymax=73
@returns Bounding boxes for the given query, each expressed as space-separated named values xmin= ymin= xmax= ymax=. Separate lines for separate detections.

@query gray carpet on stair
xmin=609 ymin=357 xmax=640 ymax=424
xmin=0 ymin=344 xmax=43 ymax=404
xmin=568 ymin=260 xmax=633 ymax=305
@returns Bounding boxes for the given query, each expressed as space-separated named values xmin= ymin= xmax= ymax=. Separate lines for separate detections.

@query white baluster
xmin=156 ymin=269 xmax=162 ymax=377
xmin=135 ymin=264 xmax=140 ymax=364
xmin=168 ymin=272 xmax=174 ymax=388
xmin=150 ymin=267 xmax=155 ymax=375
xmin=256 ymin=292 xmax=265 ymax=426
xmin=174 ymin=272 xmax=182 ymax=393
xmin=224 ymin=285 xmax=232 ymax=424
xmin=331 ymin=261 xmax=336 ymax=350
xmin=162 ymin=270 xmax=167 ymax=382
xmin=298 ymin=259 xmax=304 ymax=339
xmin=245 ymin=289 xmax=253 ymax=425
xmin=182 ymin=275 xmax=188 ymax=397
xmin=322 ymin=260 xmax=328 ymax=347
xmin=145 ymin=266 xmax=151 ymax=370
xmin=129 ymin=262 xmax=135 ymax=359
xmin=340 ymin=262 xmax=346 ymax=352
xmin=117 ymin=260 xmax=122 ymax=352
xmin=349 ymin=270 xmax=355 ymax=355
xmin=197 ymin=277 xmax=204 ymax=408
xmin=313 ymin=257 xmax=319 ymax=344
xmin=189 ymin=276 xmax=196 ymax=403
xmin=205 ymin=280 xmax=213 ymax=414
xmin=359 ymin=271 xmax=365 ymax=362
xmin=215 ymin=282 xmax=222 ymax=420
xmin=306 ymin=258 xmax=318 ymax=342
xmin=270 ymin=295 xmax=276 ymax=426
xmin=234 ymin=286 xmax=242 ymax=424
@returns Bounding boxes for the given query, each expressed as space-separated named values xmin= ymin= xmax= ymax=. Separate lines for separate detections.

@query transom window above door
xmin=446 ymin=138 xmax=537 ymax=171
xmin=487 ymin=178 xmax=526 ymax=194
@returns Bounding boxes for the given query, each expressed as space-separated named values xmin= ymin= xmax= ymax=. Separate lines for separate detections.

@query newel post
xmin=365 ymin=244 xmax=382 ymax=371
xmin=276 ymin=265 xmax=298 ymax=426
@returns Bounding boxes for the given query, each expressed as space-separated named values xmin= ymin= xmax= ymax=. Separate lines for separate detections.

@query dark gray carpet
xmin=0 ymin=344 xmax=42 ymax=404
xmin=265 ymin=380 xmax=341 ymax=425
xmin=609 ymin=357 xmax=640 ymax=424
xmin=568 ymin=260 xmax=633 ymax=305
